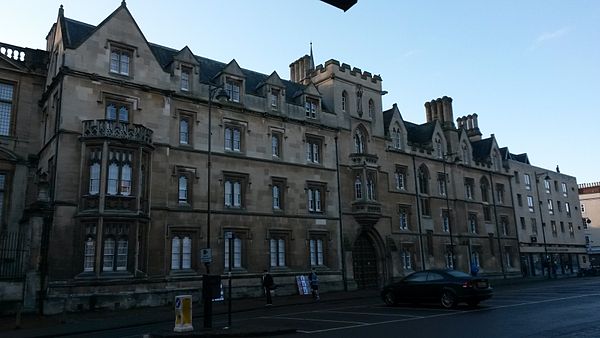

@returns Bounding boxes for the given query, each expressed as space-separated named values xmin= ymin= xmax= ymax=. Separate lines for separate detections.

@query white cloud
xmin=530 ymin=27 xmax=571 ymax=50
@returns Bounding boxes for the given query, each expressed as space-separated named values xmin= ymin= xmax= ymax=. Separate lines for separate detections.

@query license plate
xmin=477 ymin=281 xmax=487 ymax=288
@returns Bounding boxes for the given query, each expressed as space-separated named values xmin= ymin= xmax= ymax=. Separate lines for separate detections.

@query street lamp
xmin=443 ymin=153 xmax=457 ymax=269
xmin=534 ymin=171 xmax=551 ymax=279
xmin=205 ymin=84 xmax=230 ymax=274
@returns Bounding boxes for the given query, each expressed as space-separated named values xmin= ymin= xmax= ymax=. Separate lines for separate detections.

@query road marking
xmin=262 ymin=316 xmax=369 ymax=325
xmin=299 ymin=293 xmax=600 ymax=334
xmin=323 ymin=310 xmax=424 ymax=318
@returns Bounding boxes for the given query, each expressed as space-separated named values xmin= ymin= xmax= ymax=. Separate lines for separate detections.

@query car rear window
xmin=446 ymin=270 xmax=471 ymax=278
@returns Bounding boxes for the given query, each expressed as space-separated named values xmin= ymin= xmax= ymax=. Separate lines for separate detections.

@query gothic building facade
xmin=0 ymin=3 xmax=587 ymax=314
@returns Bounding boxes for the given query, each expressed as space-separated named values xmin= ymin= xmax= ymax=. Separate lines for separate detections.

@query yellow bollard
xmin=174 ymin=295 xmax=194 ymax=332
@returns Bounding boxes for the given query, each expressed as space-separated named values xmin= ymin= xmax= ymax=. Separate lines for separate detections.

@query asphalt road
xmin=65 ymin=277 xmax=600 ymax=338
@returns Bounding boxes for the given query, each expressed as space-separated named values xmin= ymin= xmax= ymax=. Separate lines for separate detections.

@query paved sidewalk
xmin=0 ymin=274 xmax=581 ymax=337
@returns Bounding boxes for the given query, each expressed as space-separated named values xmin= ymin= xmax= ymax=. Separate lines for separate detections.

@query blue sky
xmin=3 ymin=1 xmax=599 ymax=183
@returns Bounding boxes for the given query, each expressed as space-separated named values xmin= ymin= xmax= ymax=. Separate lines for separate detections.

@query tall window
xmin=527 ymin=195 xmax=534 ymax=212
xmin=399 ymin=206 xmax=409 ymax=230
xmin=445 ymin=249 xmax=454 ymax=269
xmin=565 ymin=202 xmax=571 ymax=216
xmin=480 ymin=178 xmax=489 ymax=203
xmin=437 ymin=173 xmax=447 ymax=196
xmin=83 ymin=236 xmax=96 ymax=272
xmin=272 ymin=179 xmax=285 ymax=210
xmin=107 ymin=150 xmax=133 ymax=196
xmin=225 ymin=78 xmax=241 ymax=103
xmin=551 ymin=221 xmax=557 ymax=236
xmin=178 ymin=175 xmax=188 ymax=204
xmin=269 ymin=236 xmax=286 ymax=267
xmin=224 ymin=178 xmax=242 ymax=208
xmin=524 ymin=174 xmax=531 ymax=190
xmin=504 ymin=248 xmax=513 ymax=268
xmin=471 ymin=251 xmax=480 ymax=268
xmin=469 ymin=214 xmax=478 ymax=234
xmin=462 ymin=142 xmax=470 ymax=165
xmin=418 ymin=166 xmax=429 ymax=195
xmin=179 ymin=116 xmax=190 ymax=145
xmin=270 ymin=88 xmax=280 ymax=109
xmin=341 ymin=91 xmax=347 ymax=112
xmin=224 ymin=126 xmax=242 ymax=152
xmin=560 ymin=221 xmax=565 ymax=233
xmin=496 ymin=184 xmax=505 ymax=204
xmin=110 ymin=47 xmax=132 ymax=76
xmin=309 ymin=237 xmax=324 ymax=266
xmin=106 ymin=100 xmax=130 ymax=122
xmin=181 ymin=67 xmax=191 ymax=91
xmin=307 ymin=185 xmax=323 ymax=213
xmin=392 ymin=125 xmax=402 ymax=150
xmin=501 ymin=217 xmax=509 ymax=236
xmin=366 ymin=174 xmax=376 ymax=201
xmin=102 ymin=237 xmax=128 ymax=272
xmin=401 ymin=250 xmax=412 ymax=269
xmin=224 ymin=232 xmax=242 ymax=269
xmin=354 ymin=176 xmax=362 ymax=199
xmin=544 ymin=179 xmax=551 ymax=193
xmin=561 ymin=182 xmax=568 ymax=197
xmin=271 ymin=133 xmax=281 ymax=158
xmin=368 ymin=99 xmax=375 ymax=118
xmin=305 ymin=98 xmax=318 ymax=118
xmin=395 ymin=167 xmax=406 ymax=191
xmin=88 ymin=149 xmax=101 ymax=195
xmin=306 ymin=137 xmax=322 ymax=164
xmin=0 ymin=82 xmax=14 ymax=136
xmin=517 ymin=194 xmax=523 ymax=207
xmin=434 ymin=134 xmax=443 ymax=159
xmin=171 ymin=235 xmax=192 ymax=270
xmin=520 ymin=217 xmax=526 ymax=230
xmin=569 ymin=222 xmax=574 ymax=237
xmin=465 ymin=178 xmax=474 ymax=200
xmin=354 ymin=129 xmax=365 ymax=153
xmin=531 ymin=218 xmax=538 ymax=234
xmin=442 ymin=210 xmax=449 ymax=232
xmin=548 ymin=199 xmax=554 ymax=215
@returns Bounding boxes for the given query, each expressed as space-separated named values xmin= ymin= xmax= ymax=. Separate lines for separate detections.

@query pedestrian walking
xmin=262 ymin=270 xmax=274 ymax=306
xmin=308 ymin=268 xmax=320 ymax=300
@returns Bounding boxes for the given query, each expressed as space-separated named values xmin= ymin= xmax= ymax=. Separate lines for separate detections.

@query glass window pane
xmin=182 ymin=236 xmax=191 ymax=269
xmin=103 ymin=238 xmax=115 ymax=271
xmin=120 ymin=164 xmax=132 ymax=196
xmin=278 ymin=239 xmax=285 ymax=266
xmin=270 ymin=239 xmax=277 ymax=266
xmin=116 ymin=239 xmax=128 ymax=271
xmin=171 ymin=236 xmax=181 ymax=269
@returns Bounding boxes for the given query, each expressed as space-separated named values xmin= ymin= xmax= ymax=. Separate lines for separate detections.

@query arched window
xmin=418 ymin=165 xmax=429 ymax=195
xmin=116 ymin=238 xmax=128 ymax=271
xmin=120 ymin=163 xmax=132 ymax=196
xmin=107 ymin=163 xmax=119 ymax=195
xmin=83 ymin=236 xmax=95 ymax=272
xmin=354 ymin=129 xmax=365 ymax=153
xmin=368 ymin=99 xmax=375 ymax=118
xmin=103 ymin=237 xmax=116 ymax=271
xmin=341 ymin=91 xmax=347 ymax=112
xmin=392 ymin=123 xmax=402 ymax=150
xmin=462 ymin=141 xmax=470 ymax=165
xmin=401 ymin=250 xmax=412 ymax=269
xmin=354 ymin=177 xmax=362 ymax=199
xmin=491 ymin=150 xmax=501 ymax=171
xmin=89 ymin=162 xmax=100 ymax=195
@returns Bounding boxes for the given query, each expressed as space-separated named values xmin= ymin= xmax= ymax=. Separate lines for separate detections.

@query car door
xmin=398 ymin=271 xmax=428 ymax=302
xmin=425 ymin=272 xmax=447 ymax=302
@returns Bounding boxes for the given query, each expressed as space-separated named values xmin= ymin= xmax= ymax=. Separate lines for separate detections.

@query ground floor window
xmin=171 ymin=235 xmax=192 ymax=270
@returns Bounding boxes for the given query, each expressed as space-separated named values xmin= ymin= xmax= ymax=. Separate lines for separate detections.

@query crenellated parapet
xmin=314 ymin=59 xmax=382 ymax=85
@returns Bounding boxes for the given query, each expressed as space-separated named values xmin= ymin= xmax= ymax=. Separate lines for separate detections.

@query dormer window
xmin=181 ymin=66 xmax=191 ymax=91
xmin=305 ymin=97 xmax=318 ymax=119
xmin=110 ymin=46 xmax=132 ymax=76
xmin=270 ymin=88 xmax=280 ymax=109
xmin=225 ymin=78 xmax=241 ymax=103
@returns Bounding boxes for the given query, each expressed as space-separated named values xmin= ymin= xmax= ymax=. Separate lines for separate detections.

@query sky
xmin=2 ymin=1 xmax=599 ymax=183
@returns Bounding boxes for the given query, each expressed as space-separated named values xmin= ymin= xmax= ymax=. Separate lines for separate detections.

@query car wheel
xmin=440 ymin=290 xmax=456 ymax=309
xmin=467 ymin=300 xmax=480 ymax=308
xmin=383 ymin=291 xmax=397 ymax=306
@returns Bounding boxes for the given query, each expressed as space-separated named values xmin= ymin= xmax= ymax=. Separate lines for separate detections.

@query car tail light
xmin=462 ymin=280 xmax=473 ymax=288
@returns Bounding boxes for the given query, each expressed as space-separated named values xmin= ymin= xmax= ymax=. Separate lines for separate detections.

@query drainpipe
xmin=411 ymin=155 xmax=427 ymax=271
xmin=334 ymin=135 xmax=348 ymax=291
xmin=507 ymin=171 xmax=524 ymax=276
xmin=489 ymin=172 xmax=506 ymax=278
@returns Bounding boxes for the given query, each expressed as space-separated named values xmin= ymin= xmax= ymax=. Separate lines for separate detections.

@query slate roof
xmin=499 ymin=146 xmax=530 ymax=164
xmin=404 ymin=121 xmax=436 ymax=145
xmin=62 ymin=14 xmax=312 ymax=107
xmin=382 ymin=107 xmax=395 ymax=133
xmin=471 ymin=137 xmax=494 ymax=162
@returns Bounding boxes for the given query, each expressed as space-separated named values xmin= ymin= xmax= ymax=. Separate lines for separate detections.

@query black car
xmin=381 ymin=269 xmax=493 ymax=308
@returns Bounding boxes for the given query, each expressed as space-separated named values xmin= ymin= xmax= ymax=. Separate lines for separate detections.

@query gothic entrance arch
xmin=352 ymin=232 xmax=379 ymax=288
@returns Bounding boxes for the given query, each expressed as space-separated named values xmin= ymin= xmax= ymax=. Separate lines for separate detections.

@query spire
xmin=58 ymin=4 xmax=64 ymax=17
xmin=121 ymin=0 xmax=127 ymax=7
xmin=309 ymin=42 xmax=314 ymax=70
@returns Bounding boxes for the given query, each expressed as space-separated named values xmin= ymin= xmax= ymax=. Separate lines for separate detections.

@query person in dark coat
xmin=308 ymin=268 xmax=320 ymax=300
xmin=262 ymin=270 xmax=274 ymax=306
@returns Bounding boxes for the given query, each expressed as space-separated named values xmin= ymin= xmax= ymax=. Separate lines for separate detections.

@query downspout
xmin=334 ymin=135 xmax=348 ymax=291
xmin=507 ymin=171 xmax=524 ymax=276
xmin=411 ymin=155 xmax=427 ymax=271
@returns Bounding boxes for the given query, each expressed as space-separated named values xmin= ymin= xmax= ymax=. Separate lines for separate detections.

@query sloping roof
xmin=471 ymin=137 xmax=494 ymax=162
xmin=404 ymin=121 xmax=436 ymax=145
xmin=382 ymin=107 xmax=394 ymax=132
xmin=62 ymin=13 xmax=309 ymax=106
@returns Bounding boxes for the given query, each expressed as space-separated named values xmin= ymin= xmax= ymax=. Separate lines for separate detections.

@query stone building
xmin=0 ymin=2 xmax=587 ymax=314
xmin=505 ymin=155 xmax=587 ymax=277
xmin=579 ymin=182 xmax=600 ymax=266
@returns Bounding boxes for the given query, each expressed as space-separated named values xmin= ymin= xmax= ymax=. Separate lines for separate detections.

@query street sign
xmin=201 ymin=248 xmax=212 ymax=263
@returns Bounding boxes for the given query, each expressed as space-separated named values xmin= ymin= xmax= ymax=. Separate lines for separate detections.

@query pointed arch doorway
xmin=353 ymin=232 xmax=379 ymax=288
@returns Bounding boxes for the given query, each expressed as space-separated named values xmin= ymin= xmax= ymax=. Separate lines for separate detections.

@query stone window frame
xmin=308 ymin=230 xmax=329 ymax=268
xmin=305 ymin=134 xmax=323 ymax=165
xmin=268 ymin=229 xmax=292 ymax=269
xmin=0 ymin=80 xmax=16 ymax=137
xmin=222 ymin=228 xmax=250 ymax=271
xmin=306 ymin=181 xmax=326 ymax=214
xmin=223 ymin=171 xmax=249 ymax=209
xmin=168 ymin=227 xmax=200 ymax=274
xmin=180 ymin=65 xmax=192 ymax=92
xmin=271 ymin=177 xmax=286 ymax=212
xmin=108 ymin=41 xmax=136 ymax=78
